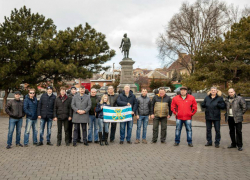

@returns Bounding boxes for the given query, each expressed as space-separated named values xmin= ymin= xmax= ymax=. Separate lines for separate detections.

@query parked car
xmin=174 ymin=87 xmax=181 ymax=95
xmin=98 ymin=86 xmax=108 ymax=94
xmin=158 ymin=87 xmax=171 ymax=93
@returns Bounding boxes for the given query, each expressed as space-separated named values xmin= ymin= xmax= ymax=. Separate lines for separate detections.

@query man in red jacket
xmin=171 ymin=86 xmax=197 ymax=147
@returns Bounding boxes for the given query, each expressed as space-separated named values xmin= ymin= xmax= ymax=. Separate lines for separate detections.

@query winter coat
xmin=89 ymin=95 xmax=100 ymax=116
xmin=137 ymin=95 xmax=151 ymax=116
xmin=108 ymin=93 xmax=119 ymax=107
xmin=201 ymin=91 xmax=226 ymax=121
xmin=37 ymin=93 xmax=56 ymax=119
xmin=117 ymin=90 xmax=138 ymax=114
xmin=23 ymin=95 xmax=38 ymax=120
xmin=95 ymin=103 xmax=110 ymax=119
xmin=225 ymin=95 xmax=247 ymax=123
xmin=171 ymin=94 xmax=197 ymax=120
xmin=151 ymin=94 xmax=172 ymax=117
xmin=53 ymin=95 xmax=72 ymax=120
xmin=6 ymin=99 xmax=25 ymax=119
xmin=71 ymin=93 xmax=91 ymax=123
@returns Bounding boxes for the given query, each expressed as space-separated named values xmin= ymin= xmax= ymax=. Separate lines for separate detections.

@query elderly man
xmin=117 ymin=85 xmax=138 ymax=144
xmin=6 ymin=91 xmax=25 ymax=149
xmin=71 ymin=86 xmax=91 ymax=146
xmin=171 ymin=86 xmax=197 ymax=147
xmin=107 ymin=86 xmax=119 ymax=143
xmin=88 ymin=88 xmax=100 ymax=143
xmin=151 ymin=87 xmax=172 ymax=144
xmin=225 ymin=88 xmax=247 ymax=151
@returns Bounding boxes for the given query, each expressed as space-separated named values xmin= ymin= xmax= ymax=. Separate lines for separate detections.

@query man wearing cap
xmin=171 ymin=86 xmax=197 ymax=147
xmin=68 ymin=86 xmax=81 ymax=143
xmin=71 ymin=86 xmax=92 ymax=146
xmin=37 ymin=86 xmax=56 ymax=146
xmin=5 ymin=91 xmax=25 ymax=149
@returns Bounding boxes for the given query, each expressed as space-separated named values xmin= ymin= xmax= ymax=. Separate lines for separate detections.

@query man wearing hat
xmin=5 ymin=91 xmax=25 ymax=149
xmin=37 ymin=86 xmax=56 ymax=146
xmin=171 ymin=86 xmax=197 ymax=147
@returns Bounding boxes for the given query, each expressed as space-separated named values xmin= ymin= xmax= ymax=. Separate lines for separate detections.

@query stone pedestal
xmin=117 ymin=58 xmax=137 ymax=93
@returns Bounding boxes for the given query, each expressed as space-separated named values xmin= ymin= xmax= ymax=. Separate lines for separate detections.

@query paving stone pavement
xmin=0 ymin=117 xmax=250 ymax=180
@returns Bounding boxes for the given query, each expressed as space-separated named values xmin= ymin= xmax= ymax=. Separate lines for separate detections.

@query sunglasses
xmin=29 ymin=92 xmax=35 ymax=94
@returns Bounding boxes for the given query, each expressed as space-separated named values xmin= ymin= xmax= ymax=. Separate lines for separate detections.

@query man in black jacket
xmin=6 ymin=91 xmax=25 ymax=149
xmin=37 ymin=86 xmax=56 ymax=146
xmin=201 ymin=87 xmax=225 ymax=148
xmin=53 ymin=87 xmax=72 ymax=146
xmin=108 ymin=86 xmax=119 ymax=143
xmin=117 ymin=85 xmax=138 ymax=144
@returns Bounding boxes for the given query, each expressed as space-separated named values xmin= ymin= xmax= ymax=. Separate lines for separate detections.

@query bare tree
xmin=157 ymin=0 xmax=249 ymax=74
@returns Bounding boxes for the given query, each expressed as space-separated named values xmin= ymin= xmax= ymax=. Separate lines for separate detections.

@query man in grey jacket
xmin=135 ymin=89 xmax=151 ymax=144
xmin=225 ymin=88 xmax=247 ymax=151
xmin=71 ymin=86 xmax=91 ymax=146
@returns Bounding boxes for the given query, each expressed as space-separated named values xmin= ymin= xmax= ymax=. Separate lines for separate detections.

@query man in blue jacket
xmin=23 ymin=89 xmax=38 ymax=147
xmin=117 ymin=84 xmax=138 ymax=144
xmin=37 ymin=86 xmax=56 ymax=146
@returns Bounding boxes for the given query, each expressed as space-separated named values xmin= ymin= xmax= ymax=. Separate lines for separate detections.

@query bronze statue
xmin=119 ymin=33 xmax=131 ymax=58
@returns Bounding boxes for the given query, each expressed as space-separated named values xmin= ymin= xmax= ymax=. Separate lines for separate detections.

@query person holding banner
xmin=117 ymin=85 xmax=138 ymax=144
xmin=151 ymin=87 xmax=172 ymax=144
xmin=96 ymin=94 xmax=110 ymax=146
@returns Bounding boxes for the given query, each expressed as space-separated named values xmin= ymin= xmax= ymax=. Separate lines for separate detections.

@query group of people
xmin=5 ymin=84 xmax=247 ymax=151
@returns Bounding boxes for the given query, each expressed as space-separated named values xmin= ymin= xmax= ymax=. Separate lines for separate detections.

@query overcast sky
xmin=0 ymin=0 xmax=249 ymax=70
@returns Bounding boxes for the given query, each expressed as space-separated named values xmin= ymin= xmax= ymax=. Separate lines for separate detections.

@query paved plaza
xmin=0 ymin=117 xmax=250 ymax=180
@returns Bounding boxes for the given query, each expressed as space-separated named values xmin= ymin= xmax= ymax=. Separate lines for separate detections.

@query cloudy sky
xmin=0 ymin=0 xmax=249 ymax=70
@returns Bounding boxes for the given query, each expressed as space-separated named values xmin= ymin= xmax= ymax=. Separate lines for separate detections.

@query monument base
xmin=117 ymin=58 xmax=137 ymax=93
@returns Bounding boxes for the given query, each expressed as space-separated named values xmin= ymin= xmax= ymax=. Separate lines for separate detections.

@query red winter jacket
xmin=171 ymin=94 xmax=197 ymax=120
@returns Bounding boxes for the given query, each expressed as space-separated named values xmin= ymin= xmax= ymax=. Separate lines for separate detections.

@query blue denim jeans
xmin=7 ymin=118 xmax=23 ymax=146
xmin=120 ymin=120 xmax=133 ymax=142
xmin=136 ymin=116 xmax=149 ymax=140
xmin=98 ymin=118 xmax=109 ymax=133
xmin=24 ymin=118 xmax=38 ymax=145
xmin=88 ymin=115 xmax=99 ymax=141
xmin=175 ymin=119 xmax=192 ymax=144
xmin=39 ymin=118 xmax=53 ymax=143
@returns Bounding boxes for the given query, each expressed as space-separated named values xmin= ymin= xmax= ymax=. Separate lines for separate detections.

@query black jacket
xmin=5 ymin=99 xmax=25 ymax=119
xmin=53 ymin=95 xmax=72 ymax=120
xmin=137 ymin=95 xmax=151 ymax=116
xmin=95 ymin=103 xmax=110 ymax=119
xmin=117 ymin=90 xmax=138 ymax=113
xmin=23 ymin=95 xmax=38 ymax=120
xmin=89 ymin=95 xmax=100 ymax=115
xmin=37 ymin=93 xmax=56 ymax=119
xmin=108 ymin=93 xmax=118 ymax=107
xmin=201 ymin=93 xmax=226 ymax=121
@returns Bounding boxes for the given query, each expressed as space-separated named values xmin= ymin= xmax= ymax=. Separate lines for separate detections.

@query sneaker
xmin=238 ymin=147 xmax=243 ymax=151
xmin=37 ymin=142 xmax=43 ymax=146
xmin=24 ymin=144 xmax=29 ymax=147
xmin=173 ymin=142 xmax=179 ymax=146
xmin=6 ymin=145 xmax=11 ymax=149
xmin=120 ymin=141 xmax=124 ymax=144
xmin=16 ymin=144 xmax=23 ymax=147
xmin=188 ymin=143 xmax=193 ymax=147
xmin=134 ymin=139 xmax=140 ymax=144
xmin=47 ymin=142 xmax=53 ymax=146
xmin=142 ymin=139 xmax=147 ymax=144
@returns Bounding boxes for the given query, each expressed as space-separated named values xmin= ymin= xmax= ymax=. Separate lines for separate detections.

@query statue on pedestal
xmin=119 ymin=33 xmax=131 ymax=59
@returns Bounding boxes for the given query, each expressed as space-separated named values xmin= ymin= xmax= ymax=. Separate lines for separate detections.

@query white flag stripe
xmin=104 ymin=117 xmax=132 ymax=122
xmin=104 ymin=111 xmax=132 ymax=116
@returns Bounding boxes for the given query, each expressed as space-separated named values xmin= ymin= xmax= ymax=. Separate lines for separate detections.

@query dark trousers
xmin=152 ymin=116 xmax=167 ymax=142
xmin=228 ymin=117 xmax=243 ymax=147
xmin=73 ymin=123 xmax=87 ymax=143
xmin=57 ymin=119 xmax=69 ymax=143
xmin=110 ymin=122 xmax=117 ymax=141
xmin=206 ymin=120 xmax=221 ymax=145
xmin=68 ymin=120 xmax=73 ymax=143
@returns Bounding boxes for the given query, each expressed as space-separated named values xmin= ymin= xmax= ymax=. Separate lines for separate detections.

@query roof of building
xmin=145 ymin=70 xmax=168 ymax=79
xmin=166 ymin=54 xmax=191 ymax=72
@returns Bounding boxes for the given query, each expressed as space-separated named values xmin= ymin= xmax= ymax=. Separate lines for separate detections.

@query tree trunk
xmin=2 ymin=89 xmax=10 ymax=114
